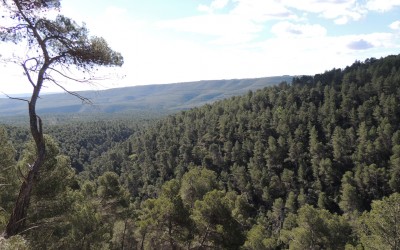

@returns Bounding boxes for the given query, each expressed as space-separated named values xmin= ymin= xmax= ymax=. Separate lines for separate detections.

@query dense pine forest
xmin=1 ymin=54 xmax=400 ymax=249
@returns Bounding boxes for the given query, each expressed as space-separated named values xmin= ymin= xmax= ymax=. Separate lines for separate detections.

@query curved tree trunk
xmin=3 ymin=88 xmax=45 ymax=238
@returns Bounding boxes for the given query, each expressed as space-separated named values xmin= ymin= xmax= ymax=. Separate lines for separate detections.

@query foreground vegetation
xmin=1 ymin=55 xmax=400 ymax=249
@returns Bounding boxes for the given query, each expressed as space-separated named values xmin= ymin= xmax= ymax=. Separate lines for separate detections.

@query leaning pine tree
xmin=0 ymin=0 xmax=123 ymax=237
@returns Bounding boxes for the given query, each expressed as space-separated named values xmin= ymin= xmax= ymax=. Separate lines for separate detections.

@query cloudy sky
xmin=1 ymin=0 xmax=400 ymax=94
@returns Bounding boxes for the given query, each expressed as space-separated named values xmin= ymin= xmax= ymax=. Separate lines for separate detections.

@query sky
xmin=1 ymin=0 xmax=400 ymax=95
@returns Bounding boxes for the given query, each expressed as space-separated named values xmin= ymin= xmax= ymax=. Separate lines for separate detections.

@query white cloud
xmin=158 ymin=14 xmax=263 ymax=45
xmin=211 ymin=0 xmax=230 ymax=10
xmin=366 ymin=0 xmax=400 ymax=12
xmin=282 ymin=0 xmax=366 ymax=24
xmin=271 ymin=21 xmax=327 ymax=37
xmin=158 ymin=0 xmax=389 ymax=48
xmin=196 ymin=0 xmax=399 ymax=28
xmin=159 ymin=0 xmax=298 ymax=45
xmin=231 ymin=0 xmax=297 ymax=22
xmin=198 ymin=0 xmax=230 ymax=13
xmin=342 ymin=33 xmax=396 ymax=52
xmin=252 ymin=31 xmax=398 ymax=78
xmin=334 ymin=16 xmax=349 ymax=24
xmin=390 ymin=20 xmax=400 ymax=30
xmin=197 ymin=5 xmax=209 ymax=12
xmin=196 ymin=0 xmax=368 ymax=29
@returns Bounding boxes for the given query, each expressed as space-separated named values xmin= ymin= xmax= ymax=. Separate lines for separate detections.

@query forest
xmin=1 ymin=54 xmax=400 ymax=249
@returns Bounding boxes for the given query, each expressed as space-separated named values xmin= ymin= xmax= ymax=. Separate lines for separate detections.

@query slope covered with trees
xmin=1 ymin=55 xmax=400 ymax=249
xmin=116 ymin=54 xmax=400 ymax=249
xmin=124 ymin=55 xmax=400 ymax=206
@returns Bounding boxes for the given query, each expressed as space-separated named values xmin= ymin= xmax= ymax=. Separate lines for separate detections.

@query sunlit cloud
xmin=390 ymin=20 xmax=400 ymax=31
xmin=231 ymin=0 xmax=297 ymax=22
xmin=198 ymin=0 xmax=230 ymax=13
xmin=282 ymin=0 xmax=366 ymax=24
xmin=366 ymin=0 xmax=400 ymax=12
xmin=158 ymin=14 xmax=263 ymax=45
xmin=271 ymin=21 xmax=327 ymax=37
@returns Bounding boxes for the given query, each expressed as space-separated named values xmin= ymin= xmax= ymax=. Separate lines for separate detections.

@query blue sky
xmin=1 ymin=0 xmax=400 ymax=94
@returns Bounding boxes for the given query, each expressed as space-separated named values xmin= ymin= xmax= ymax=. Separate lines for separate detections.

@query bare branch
xmin=47 ymin=66 xmax=110 ymax=83
xmin=13 ymin=1 xmax=49 ymax=62
xmin=43 ymin=34 xmax=73 ymax=47
xmin=24 ymin=57 xmax=40 ymax=71
xmin=44 ymin=76 xmax=92 ymax=104
xmin=0 ymin=23 xmax=29 ymax=42
xmin=17 ymin=225 xmax=41 ymax=235
xmin=46 ymin=67 xmax=92 ymax=83
xmin=1 ymin=92 xmax=29 ymax=102
xmin=48 ymin=53 xmax=67 ymax=66
xmin=22 ymin=60 xmax=37 ymax=87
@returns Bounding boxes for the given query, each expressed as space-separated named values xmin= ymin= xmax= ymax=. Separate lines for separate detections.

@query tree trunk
xmin=121 ymin=219 xmax=128 ymax=250
xmin=3 ymin=95 xmax=45 ymax=238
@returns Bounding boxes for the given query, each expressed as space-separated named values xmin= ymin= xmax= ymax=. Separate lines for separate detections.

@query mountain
xmin=0 ymin=76 xmax=292 ymax=116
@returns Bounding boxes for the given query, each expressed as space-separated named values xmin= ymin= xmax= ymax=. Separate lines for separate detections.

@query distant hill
xmin=0 ymin=76 xmax=292 ymax=116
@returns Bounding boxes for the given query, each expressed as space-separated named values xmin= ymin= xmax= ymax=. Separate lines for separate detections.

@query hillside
xmin=88 ymin=55 xmax=400 ymax=249
xmin=0 ymin=76 xmax=291 ymax=116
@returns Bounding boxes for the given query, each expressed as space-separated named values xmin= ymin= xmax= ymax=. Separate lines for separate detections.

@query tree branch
xmin=44 ymin=76 xmax=92 ymax=104
xmin=13 ymin=0 xmax=49 ymax=62
xmin=43 ymin=34 xmax=73 ymax=47
xmin=22 ymin=60 xmax=37 ymax=87
xmin=1 ymin=92 xmax=29 ymax=102
xmin=47 ymin=66 xmax=108 ymax=83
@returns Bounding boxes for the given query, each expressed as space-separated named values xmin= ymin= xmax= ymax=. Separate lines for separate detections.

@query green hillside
xmin=91 ymin=55 xmax=400 ymax=249
xmin=0 ymin=76 xmax=291 ymax=116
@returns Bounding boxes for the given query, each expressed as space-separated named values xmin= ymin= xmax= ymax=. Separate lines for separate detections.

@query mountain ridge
xmin=0 ymin=76 xmax=292 ymax=116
